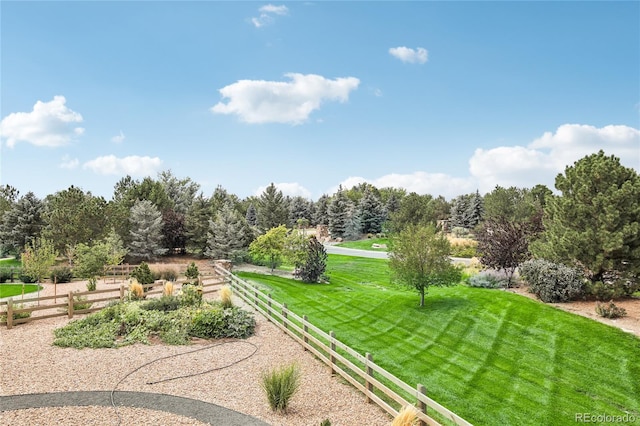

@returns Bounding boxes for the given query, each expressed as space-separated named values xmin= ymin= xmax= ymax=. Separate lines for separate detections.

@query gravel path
xmin=0 ymin=278 xmax=391 ymax=426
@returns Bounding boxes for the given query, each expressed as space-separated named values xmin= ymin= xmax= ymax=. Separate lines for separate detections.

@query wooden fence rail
xmin=214 ymin=265 xmax=472 ymax=426
xmin=1 ymin=275 xmax=226 ymax=329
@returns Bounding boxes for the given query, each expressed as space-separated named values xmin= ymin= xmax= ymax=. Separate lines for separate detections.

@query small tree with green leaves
xmin=21 ymin=237 xmax=58 ymax=284
xmin=389 ymin=224 xmax=462 ymax=307
xmin=185 ymin=261 xmax=200 ymax=285
xmin=130 ymin=262 xmax=154 ymax=286
xmin=249 ymin=225 xmax=288 ymax=271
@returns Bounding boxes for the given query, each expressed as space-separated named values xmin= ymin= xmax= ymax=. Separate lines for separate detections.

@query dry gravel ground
xmin=0 ymin=277 xmax=391 ymax=426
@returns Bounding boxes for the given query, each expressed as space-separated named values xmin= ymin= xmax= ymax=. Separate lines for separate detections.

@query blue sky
xmin=1 ymin=1 xmax=639 ymax=201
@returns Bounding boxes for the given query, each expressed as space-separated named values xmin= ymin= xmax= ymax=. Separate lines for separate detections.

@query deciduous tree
xmin=389 ymin=224 xmax=461 ymax=307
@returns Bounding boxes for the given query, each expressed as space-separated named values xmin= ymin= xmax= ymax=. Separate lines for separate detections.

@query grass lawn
xmin=0 ymin=284 xmax=41 ymax=298
xmin=237 ymin=255 xmax=640 ymax=426
xmin=335 ymin=237 xmax=389 ymax=251
xmin=0 ymin=257 xmax=21 ymax=267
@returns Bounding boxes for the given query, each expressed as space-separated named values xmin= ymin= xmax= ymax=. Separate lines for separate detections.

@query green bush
xmin=467 ymin=270 xmax=508 ymax=289
xmin=595 ymin=301 xmax=627 ymax=319
xmin=71 ymin=294 xmax=94 ymax=311
xmin=0 ymin=269 xmax=12 ymax=283
xmin=519 ymin=259 xmax=585 ymax=303
xmin=19 ymin=273 xmax=37 ymax=284
xmin=180 ymin=284 xmax=203 ymax=307
xmin=130 ymin=262 xmax=154 ymax=285
xmin=185 ymin=262 xmax=199 ymax=282
xmin=50 ymin=266 xmax=73 ymax=283
xmin=261 ymin=363 xmax=301 ymax=413
xmin=157 ymin=268 xmax=178 ymax=281
xmin=141 ymin=295 xmax=181 ymax=312
xmin=190 ymin=305 xmax=256 ymax=339
xmin=586 ymin=272 xmax=640 ymax=300
xmin=86 ymin=277 xmax=97 ymax=291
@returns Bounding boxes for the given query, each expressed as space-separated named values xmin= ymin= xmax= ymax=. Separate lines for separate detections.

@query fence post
xmin=303 ymin=315 xmax=309 ymax=350
xmin=267 ymin=293 xmax=272 ymax=321
xmin=330 ymin=331 xmax=336 ymax=375
xmin=10 ymin=267 xmax=15 ymax=283
xmin=417 ymin=384 xmax=427 ymax=425
xmin=366 ymin=352 xmax=374 ymax=403
xmin=7 ymin=298 xmax=13 ymax=329
xmin=254 ymin=290 xmax=259 ymax=309
xmin=282 ymin=303 xmax=288 ymax=331
xmin=68 ymin=291 xmax=74 ymax=319
xmin=120 ymin=285 xmax=125 ymax=302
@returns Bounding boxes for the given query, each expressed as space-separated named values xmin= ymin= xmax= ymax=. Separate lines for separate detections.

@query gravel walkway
xmin=0 ymin=278 xmax=391 ymax=426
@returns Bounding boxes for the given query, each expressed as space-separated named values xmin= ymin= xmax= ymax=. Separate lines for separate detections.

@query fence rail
xmin=1 ymin=274 xmax=226 ymax=329
xmin=215 ymin=265 xmax=472 ymax=426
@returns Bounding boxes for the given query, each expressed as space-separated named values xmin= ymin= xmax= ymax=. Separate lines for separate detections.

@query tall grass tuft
xmin=163 ymin=281 xmax=174 ymax=297
xmin=129 ymin=278 xmax=144 ymax=300
xmin=220 ymin=285 xmax=233 ymax=308
xmin=392 ymin=405 xmax=419 ymax=426
xmin=261 ymin=363 xmax=301 ymax=413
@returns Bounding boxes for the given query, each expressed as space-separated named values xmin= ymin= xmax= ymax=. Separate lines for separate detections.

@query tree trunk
xmin=420 ymin=289 xmax=425 ymax=307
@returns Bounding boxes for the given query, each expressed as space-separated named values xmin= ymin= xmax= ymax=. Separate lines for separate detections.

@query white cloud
xmin=212 ymin=73 xmax=360 ymax=124
xmin=389 ymin=46 xmax=428 ymax=64
xmin=255 ymin=182 xmax=312 ymax=199
xmin=0 ymin=96 xmax=84 ymax=148
xmin=469 ymin=124 xmax=640 ymax=192
xmin=259 ymin=4 xmax=288 ymax=15
xmin=252 ymin=4 xmax=288 ymax=27
xmin=331 ymin=172 xmax=474 ymax=200
xmin=111 ymin=131 xmax=125 ymax=144
xmin=59 ymin=155 xmax=80 ymax=170
xmin=83 ymin=155 xmax=163 ymax=177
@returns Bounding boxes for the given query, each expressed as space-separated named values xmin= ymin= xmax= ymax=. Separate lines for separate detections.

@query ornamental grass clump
xmin=129 ymin=279 xmax=144 ymax=300
xmin=595 ymin=300 xmax=627 ymax=319
xmin=163 ymin=281 xmax=174 ymax=297
xmin=391 ymin=405 xmax=419 ymax=426
xmin=261 ymin=363 xmax=301 ymax=413
xmin=220 ymin=285 xmax=233 ymax=309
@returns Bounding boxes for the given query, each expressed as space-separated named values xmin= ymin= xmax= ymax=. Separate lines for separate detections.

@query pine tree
xmin=205 ymin=203 xmax=249 ymax=260
xmin=358 ymin=188 xmax=384 ymax=234
xmin=158 ymin=169 xmax=200 ymax=215
xmin=245 ymin=203 xmax=258 ymax=227
xmin=0 ymin=192 xmax=45 ymax=254
xmin=449 ymin=194 xmax=472 ymax=229
xmin=343 ymin=205 xmax=363 ymax=241
xmin=128 ymin=200 xmax=168 ymax=261
xmin=328 ymin=186 xmax=350 ymax=239
xmin=185 ymin=194 xmax=211 ymax=255
xmin=313 ymin=194 xmax=330 ymax=226
xmin=289 ymin=196 xmax=312 ymax=225
xmin=463 ymin=190 xmax=484 ymax=229
xmin=257 ymin=183 xmax=289 ymax=232
xmin=532 ymin=151 xmax=640 ymax=296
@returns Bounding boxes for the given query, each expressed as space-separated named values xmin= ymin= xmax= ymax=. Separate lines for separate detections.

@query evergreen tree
xmin=0 ymin=185 xmax=19 ymax=219
xmin=158 ymin=169 xmax=200 ymax=215
xmin=0 ymin=192 xmax=45 ymax=254
xmin=205 ymin=203 xmax=249 ymax=260
xmin=358 ymin=187 xmax=384 ymax=234
xmin=289 ymin=196 xmax=312 ymax=225
xmin=532 ymin=151 xmax=640 ymax=296
xmin=245 ymin=203 xmax=258 ymax=227
xmin=313 ymin=194 xmax=330 ymax=226
xmin=128 ymin=200 xmax=168 ymax=261
xmin=185 ymin=194 xmax=212 ymax=256
xmin=449 ymin=194 xmax=472 ymax=229
xmin=257 ymin=183 xmax=289 ymax=232
xmin=42 ymin=186 xmax=108 ymax=252
xmin=463 ymin=190 xmax=484 ymax=229
xmin=328 ymin=186 xmax=350 ymax=239
xmin=294 ymin=236 xmax=328 ymax=283
xmin=162 ymin=208 xmax=186 ymax=254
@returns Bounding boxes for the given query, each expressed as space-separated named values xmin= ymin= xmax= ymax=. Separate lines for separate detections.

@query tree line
xmin=1 ymin=150 xmax=638 ymax=300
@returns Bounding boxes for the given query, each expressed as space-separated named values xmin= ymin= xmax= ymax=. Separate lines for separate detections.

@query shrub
xmin=71 ymin=293 xmax=93 ymax=311
xmin=0 ymin=269 xmax=12 ymax=283
xmin=261 ymin=363 xmax=301 ymax=413
xmin=595 ymin=301 xmax=627 ymax=319
xmin=50 ymin=266 xmax=73 ymax=283
xmin=230 ymin=249 xmax=251 ymax=265
xmin=392 ymin=405 xmax=419 ymax=426
xmin=86 ymin=277 xmax=97 ymax=291
xmin=19 ymin=273 xmax=37 ymax=284
xmin=185 ymin=262 xmax=200 ymax=283
xmin=180 ymin=284 xmax=203 ymax=307
xmin=0 ymin=303 xmax=32 ymax=322
xmin=320 ymin=420 xmax=332 ymax=426
xmin=586 ymin=272 xmax=640 ymax=300
xmin=130 ymin=262 xmax=154 ymax=285
xmin=141 ymin=295 xmax=181 ymax=312
xmin=220 ymin=285 xmax=233 ymax=309
xmin=519 ymin=259 xmax=585 ymax=303
xmin=449 ymin=239 xmax=478 ymax=258
xmin=467 ymin=270 xmax=508 ymax=289
xmin=157 ymin=267 xmax=178 ymax=282
xmin=190 ymin=305 xmax=255 ymax=339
